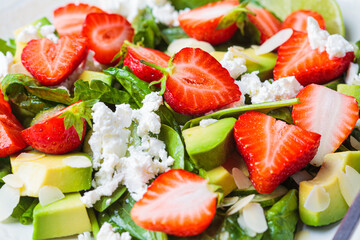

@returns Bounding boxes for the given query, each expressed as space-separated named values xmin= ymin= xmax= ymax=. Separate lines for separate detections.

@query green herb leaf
xmin=217 ymin=2 xmax=252 ymax=30
xmin=0 ymin=38 xmax=16 ymax=55
xmin=170 ymin=0 xmax=221 ymax=10
xmin=161 ymin=27 xmax=188 ymax=45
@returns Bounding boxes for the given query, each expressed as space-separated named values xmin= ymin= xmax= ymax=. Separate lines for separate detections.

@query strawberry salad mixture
xmin=0 ymin=0 xmax=360 ymax=239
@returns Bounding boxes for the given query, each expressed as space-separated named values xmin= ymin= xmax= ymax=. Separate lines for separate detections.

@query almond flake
xmin=220 ymin=197 xmax=239 ymax=207
xmin=304 ymin=185 xmax=330 ymax=212
xmin=0 ymin=184 xmax=20 ymax=221
xmin=243 ymin=202 xmax=268 ymax=233
xmin=38 ymin=186 xmax=65 ymax=206
xmin=15 ymin=152 xmax=45 ymax=162
xmin=237 ymin=212 xmax=257 ymax=237
xmin=291 ymin=170 xmax=313 ymax=185
xmin=226 ymin=194 xmax=255 ymax=216
xmin=338 ymin=165 xmax=360 ymax=206
xmin=167 ymin=38 xmax=215 ymax=55
xmin=2 ymin=174 xmax=24 ymax=189
xmin=232 ymin=168 xmax=252 ymax=189
xmin=62 ymin=156 xmax=92 ymax=168
xmin=350 ymin=136 xmax=360 ymax=150
xmin=255 ymin=28 xmax=293 ymax=55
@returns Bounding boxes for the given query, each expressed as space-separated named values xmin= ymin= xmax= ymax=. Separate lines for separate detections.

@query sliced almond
xmin=350 ymin=136 xmax=360 ymax=150
xmin=291 ymin=170 xmax=313 ymax=185
xmin=2 ymin=174 xmax=24 ymax=189
xmin=15 ymin=151 xmax=45 ymax=162
xmin=237 ymin=212 xmax=257 ymax=237
xmin=230 ymin=46 xmax=260 ymax=63
xmin=226 ymin=194 xmax=255 ymax=216
xmin=294 ymin=230 xmax=310 ymax=240
xmin=338 ymin=165 xmax=360 ymax=206
xmin=232 ymin=168 xmax=252 ymax=189
xmin=38 ymin=186 xmax=65 ymax=206
xmin=304 ymin=185 xmax=330 ymax=212
xmin=0 ymin=184 xmax=20 ymax=221
xmin=255 ymin=28 xmax=293 ymax=55
xmin=242 ymin=202 xmax=268 ymax=233
xmin=220 ymin=196 xmax=239 ymax=207
xmin=62 ymin=156 xmax=92 ymax=168
xmin=167 ymin=38 xmax=215 ymax=55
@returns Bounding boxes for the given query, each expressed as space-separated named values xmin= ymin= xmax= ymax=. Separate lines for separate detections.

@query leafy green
xmin=219 ymin=214 xmax=263 ymax=240
xmin=132 ymin=7 xmax=163 ymax=49
xmin=183 ymin=98 xmax=300 ymax=129
xmin=161 ymin=27 xmax=188 ymax=45
xmin=158 ymin=124 xmax=185 ymax=169
xmin=11 ymin=197 xmax=38 ymax=225
xmin=267 ymin=108 xmax=293 ymax=124
xmin=355 ymin=40 xmax=360 ymax=65
xmin=217 ymin=2 xmax=251 ymax=30
xmin=19 ymin=198 xmax=38 ymax=225
xmin=170 ymin=0 xmax=221 ymax=10
xmin=0 ymin=38 xmax=16 ymax=55
xmin=88 ymin=208 xmax=100 ymax=240
xmin=98 ymin=192 xmax=167 ymax=240
xmin=0 ymin=157 xmax=11 ymax=184
xmin=262 ymin=189 xmax=298 ymax=240
xmin=94 ymin=186 xmax=127 ymax=212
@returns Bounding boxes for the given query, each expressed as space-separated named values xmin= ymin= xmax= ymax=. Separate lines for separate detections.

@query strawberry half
xmin=83 ymin=12 xmax=134 ymax=64
xmin=247 ymin=6 xmax=282 ymax=44
xmin=282 ymin=10 xmax=326 ymax=32
xmin=234 ymin=111 xmax=321 ymax=194
xmin=292 ymin=84 xmax=359 ymax=166
xmin=163 ymin=47 xmax=241 ymax=115
xmin=123 ymin=44 xmax=170 ymax=83
xmin=21 ymin=101 xmax=91 ymax=155
xmin=273 ymin=31 xmax=354 ymax=86
xmin=0 ymin=104 xmax=27 ymax=157
xmin=131 ymin=169 xmax=217 ymax=236
xmin=178 ymin=0 xmax=239 ymax=45
xmin=53 ymin=3 xmax=105 ymax=37
xmin=0 ymin=91 xmax=11 ymax=113
xmin=21 ymin=36 xmax=87 ymax=86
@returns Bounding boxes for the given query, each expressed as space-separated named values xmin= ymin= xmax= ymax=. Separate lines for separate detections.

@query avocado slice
xmin=13 ymin=17 xmax=53 ymax=63
xmin=211 ymin=48 xmax=277 ymax=81
xmin=337 ymin=84 xmax=360 ymax=107
xmin=78 ymin=70 xmax=113 ymax=86
xmin=182 ymin=118 xmax=236 ymax=170
xmin=33 ymin=192 xmax=91 ymax=239
xmin=205 ymin=166 xmax=237 ymax=196
xmin=299 ymin=151 xmax=360 ymax=226
xmin=11 ymin=151 xmax=92 ymax=197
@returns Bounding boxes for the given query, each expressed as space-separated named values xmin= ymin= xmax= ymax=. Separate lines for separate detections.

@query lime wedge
xmin=255 ymin=0 xmax=345 ymax=35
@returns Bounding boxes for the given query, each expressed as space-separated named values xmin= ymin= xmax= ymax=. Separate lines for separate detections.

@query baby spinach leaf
xmin=262 ymin=189 xmax=298 ymax=240
xmin=219 ymin=214 xmax=263 ymax=240
xmin=170 ymin=0 xmax=221 ymax=10
xmin=267 ymin=107 xmax=293 ymax=124
xmin=161 ymin=27 xmax=188 ymax=45
xmin=94 ymin=186 xmax=127 ymax=212
xmin=19 ymin=198 xmax=39 ymax=225
xmin=0 ymin=38 xmax=16 ymax=55
xmin=11 ymin=197 xmax=38 ymax=225
xmin=159 ymin=124 xmax=185 ymax=169
xmin=0 ymin=157 xmax=11 ymax=183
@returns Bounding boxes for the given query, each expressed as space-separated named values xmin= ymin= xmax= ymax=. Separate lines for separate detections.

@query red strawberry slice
xmin=21 ymin=102 xmax=88 ymax=154
xmin=21 ymin=36 xmax=87 ymax=86
xmin=83 ymin=12 xmax=134 ymax=64
xmin=273 ymin=31 xmax=354 ymax=86
xmin=0 ymin=91 xmax=11 ymax=113
xmin=292 ymin=84 xmax=359 ymax=166
xmin=53 ymin=3 xmax=105 ymax=37
xmin=282 ymin=10 xmax=326 ymax=32
xmin=0 ymin=104 xmax=27 ymax=157
xmin=164 ymin=47 xmax=241 ymax=115
xmin=131 ymin=169 xmax=217 ymax=236
xmin=234 ymin=111 xmax=321 ymax=194
xmin=178 ymin=0 xmax=239 ymax=45
xmin=124 ymin=44 xmax=170 ymax=83
xmin=247 ymin=6 xmax=282 ymax=44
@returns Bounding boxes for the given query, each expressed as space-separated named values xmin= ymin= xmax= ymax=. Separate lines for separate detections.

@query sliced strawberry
xmin=53 ymin=3 xmax=105 ymax=37
xmin=292 ymin=84 xmax=359 ymax=166
xmin=164 ymin=48 xmax=241 ymax=115
xmin=0 ymin=91 xmax=11 ymax=113
xmin=21 ymin=36 xmax=87 ymax=86
xmin=282 ymin=10 xmax=326 ymax=32
xmin=123 ymin=44 xmax=170 ymax=83
xmin=273 ymin=31 xmax=354 ymax=86
xmin=178 ymin=0 xmax=239 ymax=45
xmin=234 ymin=111 xmax=321 ymax=194
xmin=83 ymin=12 xmax=134 ymax=64
xmin=247 ymin=6 xmax=282 ymax=44
xmin=21 ymin=102 xmax=89 ymax=154
xmin=131 ymin=169 xmax=217 ymax=236
xmin=0 ymin=104 xmax=27 ymax=157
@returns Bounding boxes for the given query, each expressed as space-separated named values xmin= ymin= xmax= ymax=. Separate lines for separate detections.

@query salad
xmin=1 ymin=0 xmax=360 ymax=239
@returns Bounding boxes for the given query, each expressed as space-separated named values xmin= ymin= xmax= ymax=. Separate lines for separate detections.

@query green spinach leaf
xmin=219 ymin=214 xmax=263 ymax=240
xmin=161 ymin=27 xmax=188 ymax=45
xmin=0 ymin=39 xmax=16 ymax=55
xmin=170 ymin=0 xmax=221 ymax=10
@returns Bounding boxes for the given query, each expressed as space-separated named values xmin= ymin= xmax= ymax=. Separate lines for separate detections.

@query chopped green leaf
xmin=0 ymin=38 xmax=16 ymax=55
xmin=217 ymin=2 xmax=252 ymax=30
xmin=170 ymin=0 xmax=221 ymax=10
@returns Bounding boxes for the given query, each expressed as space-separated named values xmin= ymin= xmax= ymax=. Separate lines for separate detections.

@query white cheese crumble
xmin=345 ymin=62 xmax=360 ymax=85
xmin=0 ymin=51 xmax=13 ymax=82
xmin=81 ymin=92 xmax=174 ymax=206
xmin=149 ymin=2 xmax=190 ymax=27
xmin=220 ymin=47 xmax=247 ymax=79
xmin=307 ymin=17 xmax=353 ymax=59
xmin=17 ymin=24 xmax=58 ymax=43
xmin=97 ymin=222 xmax=132 ymax=240
xmin=78 ymin=232 xmax=91 ymax=240
xmin=236 ymin=72 xmax=303 ymax=104
xmin=98 ymin=0 xmax=146 ymax=22
xmin=199 ymin=118 xmax=218 ymax=127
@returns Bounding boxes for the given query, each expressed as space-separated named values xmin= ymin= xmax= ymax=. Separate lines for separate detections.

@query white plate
xmin=0 ymin=0 xmax=359 ymax=239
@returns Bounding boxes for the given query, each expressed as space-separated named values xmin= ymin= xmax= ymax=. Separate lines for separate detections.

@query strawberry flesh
xmin=282 ymin=10 xmax=326 ymax=32
xmin=234 ymin=111 xmax=321 ymax=194
xmin=53 ymin=3 xmax=105 ymax=37
xmin=178 ymin=0 xmax=239 ymax=45
xmin=124 ymin=45 xmax=170 ymax=83
xmin=83 ymin=12 xmax=134 ymax=64
xmin=131 ymin=169 xmax=217 ymax=237
xmin=21 ymin=36 xmax=87 ymax=86
xmin=273 ymin=31 xmax=354 ymax=86
xmin=292 ymin=84 xmax=359 ymax=166
xmin=164 ymin=48 xmax=241 ymax=115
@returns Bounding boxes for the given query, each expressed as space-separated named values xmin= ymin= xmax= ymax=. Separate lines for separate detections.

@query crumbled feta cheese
xmin=0 ymin=51 xmax=13 ymax=82
xmin=84 ymin=50 xmax=104 ymax=72
xmin=17 ymin=24 xmax=58 ymax=43
xmin=199 ymin=119 xmax=218 ymax=127
xmin=345 ymin=62 xmax=360 ymax=85
xmin=220 ymin=47 xmax=247 ymax=79
xmin=78 ymin=232 xmax=91 ymax=240
xmin=97 ymin=222 xmax=132 ymax=240
xmin=81 ymin=92 xmax=174 ymax=206
xmin=236 ymin=72 xmax=303 ymax=104
xmin=150 ymin=2 xmax=189 ymax=27
xmin=99 ymin=0 xmax=146 ymax=22
xmin=307 ymin=17 xmax=353 ymax=59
